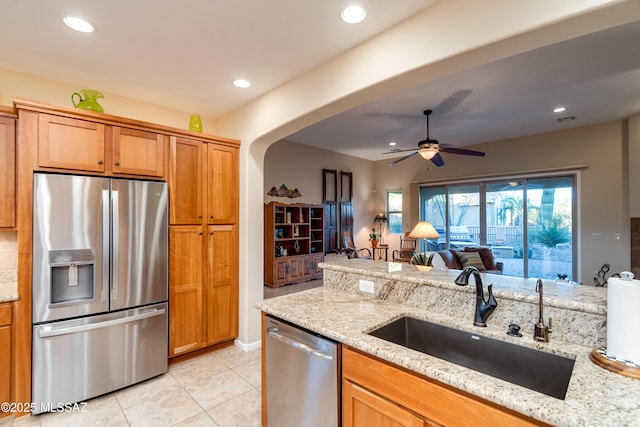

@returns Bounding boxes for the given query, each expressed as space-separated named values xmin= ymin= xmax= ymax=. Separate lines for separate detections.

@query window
xmin=419 ymin=174 xmax=576 ymax=280
xmin=387 ymin=190 xmax=402 ymax=234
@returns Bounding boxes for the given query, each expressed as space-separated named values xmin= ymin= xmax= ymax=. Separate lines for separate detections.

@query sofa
xmin=436 ymin=247 xmax=503 ymax=274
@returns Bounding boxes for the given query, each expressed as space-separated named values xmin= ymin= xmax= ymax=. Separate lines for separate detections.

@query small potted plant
xmin=412 ymin=252 xmax=435 ymax=272
xmin=369 ymin=228 xmax=378 ymax=247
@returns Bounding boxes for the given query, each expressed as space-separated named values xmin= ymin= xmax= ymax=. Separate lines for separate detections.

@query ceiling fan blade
xmin=433 ymin=89 xmax=473 ymax=116
xmin=365 ymin=112 xmax=421 ymax=121
xmin=430 ymin=153 xmax=445 ymax=167
xmin=387 ymin=151 xmax=419 ymax=166
xmin=439 ymin=147 xmax=486 ymax=157
xmin=382 ymin=148 xmax=420 ymax=154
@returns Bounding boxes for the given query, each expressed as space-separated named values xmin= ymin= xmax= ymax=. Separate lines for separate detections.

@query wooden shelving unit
xmin=264 ymin=202 xmax=324 ymax=288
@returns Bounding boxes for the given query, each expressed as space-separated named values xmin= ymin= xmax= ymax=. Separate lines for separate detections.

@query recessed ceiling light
xmin=233 ymin=79 xmax=251 ymax=88
xmin=341 ymin=5 xmax=367 ymax=24
xmin=389 ymin=142 xmax=397 ymax=146
xmin=553 ymin=106 xmax=567 ymax=113
xmin=63 ymin=16 xmax=95 ymax=33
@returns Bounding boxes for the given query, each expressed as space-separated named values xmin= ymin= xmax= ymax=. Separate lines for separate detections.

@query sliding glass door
xmin=419 ymin=174 xmax=576 ymax=280
xmin=526 ymin=176 xmax=574 ymax=280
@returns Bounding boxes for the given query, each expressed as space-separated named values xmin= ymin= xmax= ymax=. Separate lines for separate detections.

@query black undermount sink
xmin=369 ymin=316 xmax=575 ymax=400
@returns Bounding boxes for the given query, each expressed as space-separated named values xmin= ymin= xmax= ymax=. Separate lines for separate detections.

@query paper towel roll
xmin=607 ymin=276 xmax=640 ymax=364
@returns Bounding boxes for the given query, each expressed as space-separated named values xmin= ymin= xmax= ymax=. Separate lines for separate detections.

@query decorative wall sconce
xmin=267 ymin=184 xmax=302 ymax=198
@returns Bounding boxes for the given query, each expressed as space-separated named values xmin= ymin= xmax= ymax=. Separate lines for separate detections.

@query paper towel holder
xmin=589 ymin=347 xmax=640 ymax=380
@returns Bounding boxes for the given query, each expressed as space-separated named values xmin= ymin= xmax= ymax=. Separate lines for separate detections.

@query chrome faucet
xmin=534 ymin=279 xmax=552 ymax=342
xmin=454 ymin=266 xmax=498 ymax=327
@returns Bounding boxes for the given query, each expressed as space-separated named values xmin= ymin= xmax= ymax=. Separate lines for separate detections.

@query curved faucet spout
xmin=454 ymin=266 xmax=498 ymax=327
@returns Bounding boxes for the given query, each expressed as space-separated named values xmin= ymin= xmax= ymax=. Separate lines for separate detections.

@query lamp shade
xmin=374 ymin=212 xmax=388 ymax=222
xmin=408 ymin=221 xmax=440 ymax=239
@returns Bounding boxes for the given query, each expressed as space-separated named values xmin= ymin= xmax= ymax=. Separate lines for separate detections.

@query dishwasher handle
xmin=267 ymin=328 xmax=334 ymax=361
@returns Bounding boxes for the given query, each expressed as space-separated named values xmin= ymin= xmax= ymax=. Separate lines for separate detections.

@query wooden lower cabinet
xmin=342 ymin=347 xmax=546 ymax=427
xmin=0 ymin=303 xmax=12 ymax=417
xmin=205 ymin=225 xmax=238 ymax=345
xmin=169 ymin=226 xmax=204 ymax=355
xmin=169 ymin=224 xmax=238 ymax=357
xmin=343 ymin=381 xmax=433 ymax=427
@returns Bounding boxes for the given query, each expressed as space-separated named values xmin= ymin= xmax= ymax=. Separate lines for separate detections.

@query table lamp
xmin=408 ymin=221 xmax=440 ymax=252
xmin=374 ymin=212 xmax=388 ymax=244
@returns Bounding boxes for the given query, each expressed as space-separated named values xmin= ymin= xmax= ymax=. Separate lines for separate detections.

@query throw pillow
xmin=464 ymin=247 xmax=497 ymax=270
xmin=456 ymin=251 xmax=486 ymax=271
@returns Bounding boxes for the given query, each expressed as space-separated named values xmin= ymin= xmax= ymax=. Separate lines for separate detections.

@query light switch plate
xmin=359 ymin=279 xmax=375 ymax=294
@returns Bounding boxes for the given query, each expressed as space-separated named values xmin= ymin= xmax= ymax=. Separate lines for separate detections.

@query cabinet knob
xmin=114 ymin=161 xmax=120 ymax=166
xmin=209 ymin=215 xmax=214 ymax=219
xmin=198 ymin=215 xmax=203 ymax=219
xmin=198 ymin=231 xmax=203 ymax=235
xmin=209 ymin=231 xmax=214 ymax=235
xmin=98 ymin=159 xmax=103 ymax=165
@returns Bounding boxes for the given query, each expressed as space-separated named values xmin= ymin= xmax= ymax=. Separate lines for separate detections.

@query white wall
xmin=629 ymin=113 xmax=640 ymax=217
xmin=263 ymin=140 xmax=375 ymax=248
xmin=375 ymin=120 xmax=630 ymax=282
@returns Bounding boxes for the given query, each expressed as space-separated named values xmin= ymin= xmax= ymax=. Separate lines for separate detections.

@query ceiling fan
xmin=383 ymin=109 xmax=485 ymax=167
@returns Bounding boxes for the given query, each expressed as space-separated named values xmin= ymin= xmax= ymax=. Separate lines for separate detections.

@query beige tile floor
xmin=1 ymin=346 xmax=262 ymax=427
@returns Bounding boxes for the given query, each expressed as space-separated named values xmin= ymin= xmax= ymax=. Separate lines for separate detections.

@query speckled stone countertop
xmin=0 ymin=270 xmax=18 ymax=303
xmin=256 ymin=259 xmax=640 ymax=427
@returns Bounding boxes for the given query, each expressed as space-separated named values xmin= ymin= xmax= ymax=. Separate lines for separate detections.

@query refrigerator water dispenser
xmin=49 ymin=249 xmax=95 ymax=304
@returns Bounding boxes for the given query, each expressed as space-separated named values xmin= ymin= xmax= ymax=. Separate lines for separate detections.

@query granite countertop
xmin=0 ymin=270 xmax=18 ymax=303
xmin=256 ymin=260 xmax=640 ymax=427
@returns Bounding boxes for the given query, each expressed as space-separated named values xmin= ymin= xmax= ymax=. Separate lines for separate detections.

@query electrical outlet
xmin=359 ymin=279 xmax=375 ymax=294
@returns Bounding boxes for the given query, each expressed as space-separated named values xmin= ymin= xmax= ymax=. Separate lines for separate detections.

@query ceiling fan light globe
xmin=419 ymin=148 xmax=438 ymax=160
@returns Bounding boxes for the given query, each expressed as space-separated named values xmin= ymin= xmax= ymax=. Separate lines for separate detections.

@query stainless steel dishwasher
xmin=264 ymin=314 xmax=339 ymax=427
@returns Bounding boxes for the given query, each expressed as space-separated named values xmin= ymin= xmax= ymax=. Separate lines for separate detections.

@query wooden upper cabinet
xmin=207 ymin=144 xmax=238 ymax=224
xmin=112 ymin=126 xmax=165 ymax=177
xmin=38 ymin=114 xmax=106 ymax=172
xmin=169 ymin=137 xmax=205 ymax=225
xmin=36 ymin=114 xmax=166 ymax=178
xmin=0 ymin=116 xmax=16 ymax=228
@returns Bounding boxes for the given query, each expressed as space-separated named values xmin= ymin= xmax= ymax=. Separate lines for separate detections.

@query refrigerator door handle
xmin=38 ymin=308 xmax=166 ymax=338
xmin=101 ymin=189 xmax=110 ymax=302
xmin=111 ymin=189 xmax=119 ymax=301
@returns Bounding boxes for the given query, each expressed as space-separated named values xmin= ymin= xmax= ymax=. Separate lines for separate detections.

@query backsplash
xmin=632 ymin=218 xmax=640 ymax=278
xmin=0 ymin=230 xmax=17 ymax=271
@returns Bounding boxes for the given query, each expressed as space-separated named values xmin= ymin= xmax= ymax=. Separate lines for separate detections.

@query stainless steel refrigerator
xmin=31 ymin=173 xmax=168 ymax=413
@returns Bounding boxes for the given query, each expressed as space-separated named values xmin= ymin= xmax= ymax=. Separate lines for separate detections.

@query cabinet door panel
xmin=38 ymin=114 xmax=106 ymax=172
xmin=112 ymin=127 xmax=165 ymax=177
xmin=207 ymin=145 xmax=238 ymax=224
xmin=205 ymin=225 xmax=238 ymax=344
xmin=275 ymin=259 xmax=288 ymax=283
xmin=343 ymin=381 xmax=427 ymax=427
xmin=0 ymin=303 xmax=12 ymax=408
xmin=0 ymin=117 xmax=15 ymax=227
xmin=169 ymin=226 xmax=203 ymax=356
xmin=170 ymin=137 xmax=204 ymax=224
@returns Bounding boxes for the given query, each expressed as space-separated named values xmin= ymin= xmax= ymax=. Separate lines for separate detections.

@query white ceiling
xmin=0 ymin=0 xmax=436 ymax=117
xmin=1 ymin=1 xmax=639 ymax=163
xmin=287 ymin=19 xmax=640 ymax=161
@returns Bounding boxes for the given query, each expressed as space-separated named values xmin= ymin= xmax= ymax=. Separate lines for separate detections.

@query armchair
xmin=392 ymin=233 xmax=417 ymax=263
xmin=342 ymin=230 xmax=372 ymax=259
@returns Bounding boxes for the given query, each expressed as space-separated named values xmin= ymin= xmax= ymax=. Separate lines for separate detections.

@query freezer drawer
xmin=265 ymin=314 xmax=339 ymax=427
xmin=32 ymin=303 xmax=168 ymax=413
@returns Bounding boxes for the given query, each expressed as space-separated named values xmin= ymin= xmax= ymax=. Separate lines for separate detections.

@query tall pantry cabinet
xmin=168 ymin=135 xmax=240 ymax=357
